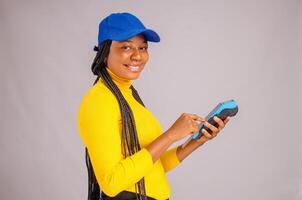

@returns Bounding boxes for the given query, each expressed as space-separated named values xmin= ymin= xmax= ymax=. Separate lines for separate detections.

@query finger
xmin=195 ymin=116 xmax=205 ymax=123
xmin=187 ymin=113 xmax=199 ymax=120
xmin=195 ymin=120 xmax=201 ymax=125
xmin=195 ymin=117 xmax=205 ymax=125
xmin=223 ymin=117 xmax=230 ymax=124
xmin=202 ymin=128 xmax=213 ymax=139
xmin=206 ymin=129 xmax=218 ymax=138
xmin=204 ymin=121 xmax=219 ymax=134
xmin=214 ymin=116 xmax=225 ymax=130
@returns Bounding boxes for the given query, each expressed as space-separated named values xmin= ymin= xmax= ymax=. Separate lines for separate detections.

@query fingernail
xmin=199 ymin=117 xmax=205 ymax=122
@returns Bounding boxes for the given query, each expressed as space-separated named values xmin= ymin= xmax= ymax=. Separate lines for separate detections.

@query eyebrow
xmin=124 ymin=39 xmax=147 ymax=44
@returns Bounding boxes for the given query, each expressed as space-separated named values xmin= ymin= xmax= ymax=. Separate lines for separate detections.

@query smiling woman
xmin=77 ymin=12 xmax=229 ymax=200
xmin=106 ymin=35 xmax=149 ymax=80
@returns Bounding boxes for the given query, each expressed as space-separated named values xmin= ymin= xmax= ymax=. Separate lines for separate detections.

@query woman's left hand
xmin=196 ymin=116 xmax=230 ymax=143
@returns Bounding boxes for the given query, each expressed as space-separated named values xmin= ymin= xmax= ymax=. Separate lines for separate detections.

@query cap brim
xmin=111 ymin=29 xmax=160 ymax=42
xmin=140 ymin=29 xmax=160 ymax=42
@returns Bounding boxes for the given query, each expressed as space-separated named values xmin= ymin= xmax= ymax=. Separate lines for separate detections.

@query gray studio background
xmin=1 ymin=0 xmax=301 ymax=200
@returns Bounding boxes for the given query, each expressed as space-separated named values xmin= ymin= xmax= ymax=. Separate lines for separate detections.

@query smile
xmin=124 ymin=64 xmax=141 ymax=72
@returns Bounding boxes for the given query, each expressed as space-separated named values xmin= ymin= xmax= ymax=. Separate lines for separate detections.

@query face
xmin=105 ymin=34 xmax=149 ymax=80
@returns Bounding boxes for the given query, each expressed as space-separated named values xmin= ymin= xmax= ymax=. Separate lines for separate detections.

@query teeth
xmin=127 ymin=65 xmax=140 ymax=72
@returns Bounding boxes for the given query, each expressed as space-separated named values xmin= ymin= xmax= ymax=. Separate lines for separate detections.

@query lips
xmin=124 ymin=64 xmax=141 ymax=72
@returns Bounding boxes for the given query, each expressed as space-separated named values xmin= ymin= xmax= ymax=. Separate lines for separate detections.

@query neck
xmin=105 ymin=67 xmax=132 ymax=90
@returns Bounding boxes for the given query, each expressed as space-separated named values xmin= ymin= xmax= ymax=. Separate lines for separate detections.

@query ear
xmin=104 ymin=57 xmax=108 ymax=64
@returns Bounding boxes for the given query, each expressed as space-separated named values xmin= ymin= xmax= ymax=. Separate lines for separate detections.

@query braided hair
xmin=85 ymin=40 xmax=148 ymax=200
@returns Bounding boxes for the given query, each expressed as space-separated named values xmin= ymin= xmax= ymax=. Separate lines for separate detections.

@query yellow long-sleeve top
xmin=77 ymin=68 xmax=180 ymax=200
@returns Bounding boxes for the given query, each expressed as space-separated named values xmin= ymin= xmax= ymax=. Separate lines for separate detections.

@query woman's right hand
xmin=166 ymin=113 xmax=205 ymax=142
xmin=146 ymin=113 xmax=204 ymax=163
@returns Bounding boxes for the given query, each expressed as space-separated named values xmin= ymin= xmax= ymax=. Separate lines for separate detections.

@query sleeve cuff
xmin=160 ymin=147 xmax=180 ymax=172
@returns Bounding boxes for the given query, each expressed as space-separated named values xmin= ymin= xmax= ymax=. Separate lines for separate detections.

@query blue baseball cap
xmin=97 ymin=12 xmax=160 ymax=45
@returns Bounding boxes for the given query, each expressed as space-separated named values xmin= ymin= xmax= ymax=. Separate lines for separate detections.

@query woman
xmin=78 ymin=12 xmax=229 ymax=200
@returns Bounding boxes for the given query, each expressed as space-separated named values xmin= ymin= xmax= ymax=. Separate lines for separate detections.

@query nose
xmin=130 ymin=48 xmax=141 ymax=61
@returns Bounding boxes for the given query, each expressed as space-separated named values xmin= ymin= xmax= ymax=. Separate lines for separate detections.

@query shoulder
xmin=78 ymin=81 xmax=120 ymax=119
xmin=83 ymin=81 xmax=117 ymax=105
xmin=83 ymin=82 xmax=116 ymax=102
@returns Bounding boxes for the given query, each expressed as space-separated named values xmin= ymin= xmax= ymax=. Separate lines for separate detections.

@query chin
xmin=128 ymin=74 xmax=141 ymax=80
xmin=124 ymin=71 xmax=142 ymax=80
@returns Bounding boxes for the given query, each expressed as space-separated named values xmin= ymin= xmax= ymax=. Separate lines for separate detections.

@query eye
xmin=140 ymin=46 xmax=148 ymax=51
xmin=121 ymin=46 xmax=131 ymax=50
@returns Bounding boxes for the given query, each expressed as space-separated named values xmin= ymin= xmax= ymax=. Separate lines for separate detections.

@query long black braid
xmin=85 ymin=40 xmax=148 ymax=200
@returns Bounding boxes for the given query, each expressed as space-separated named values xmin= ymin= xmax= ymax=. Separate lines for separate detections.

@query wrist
xmin=165 ymin=130 xmax=176 ymax=144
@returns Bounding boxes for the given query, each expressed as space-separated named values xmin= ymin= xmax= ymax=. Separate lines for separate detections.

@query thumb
xmin=195 ymin=116 xmax=205 ymax=123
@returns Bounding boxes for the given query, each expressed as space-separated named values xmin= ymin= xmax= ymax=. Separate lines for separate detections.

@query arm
xmin=145 ymin=113 xmax=203 ymax=172
xmin=78 ymin=92 xmax=154 ymax=197
xmin=145 ymin=131 xmax=179 ymax=173
xmin=160 ymin=147 xmax=180 ymax=172
xmin=175 ymin=116 xmax=231 ymax=162
xmin=145 ymin=113 xmax=202 ymax=163
xmin=176 ymin=139 xmax=206 ymax=162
